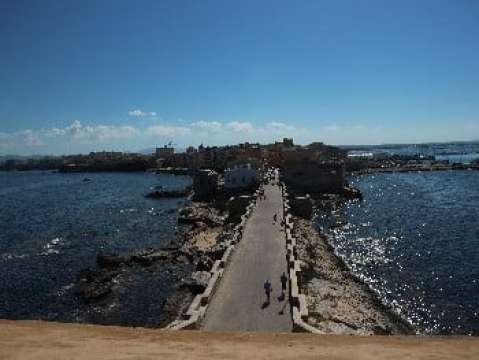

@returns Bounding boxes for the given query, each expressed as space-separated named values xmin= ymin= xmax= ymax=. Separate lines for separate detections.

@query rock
xmin=206 ymin=242 xmax=228 ymax=260
xmin=342 ymin=186 xmax=362 ymax=199
xmin=146 ymin=189 xmax=190 ymax=198
xmin=131 ymin=250 xmax=171 ymax=266
xmin=290 ymin=195 xmax=313 ymax=219
xmin=180 ymin=271 xmax=211 ymax=295
xmin=176 ymin=255 xmax=190 ymax=264
xmin=177 ymin=248 xmax=197 ymax=262
xmin=96 ymin=252 xmax=126 ymax=269
xmin=191 ymin=221 xmax=208 ymax=232
xmin=196 ymin=256 xmax=213 ymax=272
xmin=178 ymin=205 xmax=223 ymax=227
xmin=158 ymin=288 xmax=195 ymax=326
xmin=226 ymin=195 xmax=253 ymax=224
xmin=75 ymin=268 xmax=116 ymax=303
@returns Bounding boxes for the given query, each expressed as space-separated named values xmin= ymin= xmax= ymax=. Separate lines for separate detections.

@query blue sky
xmin=1 ymin=0 xmax=478 ymax=155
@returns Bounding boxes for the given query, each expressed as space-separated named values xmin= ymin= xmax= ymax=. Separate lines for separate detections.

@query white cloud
xmin=146 ymin=125 xmax=191 ymax=137
xmin=0 ymin=132 xmax=15 ymax=149
xmin=227 ymin=121 xmax=254 ymax=132
xmin=190 ymin=121 xmax=223 ymax=134
xmin=54 ymin=120 xmax=138 ymax=141
xmin=19 ymin=130 xmax=44 ymax=146
xmin=128 ymin=109 xmax=157 ymax=117
xmin=266 ymin=121 xmax=296 ymax=132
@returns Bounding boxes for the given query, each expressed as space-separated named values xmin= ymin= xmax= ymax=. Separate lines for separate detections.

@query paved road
xmin=202 ymin=181 xmax=292 ymax=332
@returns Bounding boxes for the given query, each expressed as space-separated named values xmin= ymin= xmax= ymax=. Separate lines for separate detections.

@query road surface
xmin=202 ymin=180 xmax=292 ymax=332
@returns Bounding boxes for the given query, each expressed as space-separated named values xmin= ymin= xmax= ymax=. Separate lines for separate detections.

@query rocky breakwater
xmin=74 ymin=196 xmax=253 ymax=328
xmin=145 ymin=188 xmax=191 ymax=198
xmin=167 ymin=192 xmax=258 ymax=330
xmin=289 ymin=197 xmax=413 ymax=335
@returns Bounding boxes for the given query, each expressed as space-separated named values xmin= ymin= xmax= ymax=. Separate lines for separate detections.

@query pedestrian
xmin=280 ymin=272 xmax=287 ymax=296
xmin=273 ymin=213 xmax=277 ymax=222
xmin=264 ymin=279 xmax=272 ymax=303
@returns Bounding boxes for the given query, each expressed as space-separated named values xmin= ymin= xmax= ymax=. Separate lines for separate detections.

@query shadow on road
xmin=278 ymin=300 xmax=289 ymax=315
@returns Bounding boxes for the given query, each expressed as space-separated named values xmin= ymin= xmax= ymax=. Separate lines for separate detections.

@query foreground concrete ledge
xmin=1 ymin=320 xmax=478 ymax=360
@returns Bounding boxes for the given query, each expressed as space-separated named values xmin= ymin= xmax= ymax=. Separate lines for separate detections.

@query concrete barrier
xmin=185 ymin=295 xmax=203 ymax=317
xmin=281 ymin=184 xmax=324 ymax=334
xmin=220 ymin=245 xmax=234 ymax=268
xmin=201 ymin=270 xmax=222 ymax=306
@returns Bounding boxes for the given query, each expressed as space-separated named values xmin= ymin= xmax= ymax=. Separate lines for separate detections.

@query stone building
xmin=282 ymin=160 xmax=345 ymax=194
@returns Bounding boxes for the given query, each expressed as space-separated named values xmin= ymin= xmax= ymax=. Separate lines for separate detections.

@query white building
xmin=224 ymin=163 xmax=258 ymax=189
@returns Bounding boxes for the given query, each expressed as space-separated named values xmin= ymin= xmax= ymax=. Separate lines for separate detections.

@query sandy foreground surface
xmin=0 ymin=320 xmax=478 ymax=360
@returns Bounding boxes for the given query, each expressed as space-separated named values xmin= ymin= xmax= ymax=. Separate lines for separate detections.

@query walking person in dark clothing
xmin=264 ymin=279 xmax=272 ymax=303
xmin=280 ymin=272 xmax=288 ymax=297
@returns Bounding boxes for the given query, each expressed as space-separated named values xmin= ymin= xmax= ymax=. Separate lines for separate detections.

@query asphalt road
xmin=202 ymin=182 xmax=292 ymax=332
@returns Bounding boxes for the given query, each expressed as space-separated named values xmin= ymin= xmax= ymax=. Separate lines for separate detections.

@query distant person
xmin=280 ymin=272 xmax=288 ymax=296
xmin=273 ymin=214 xmax=277 ymax=222
xmin=264 ymin=280 xmax=272 ymax=303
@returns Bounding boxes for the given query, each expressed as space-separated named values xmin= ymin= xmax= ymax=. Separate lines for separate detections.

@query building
xmin=224 ymin=163 xmax=258 ymax=189
xmin=282 ymin=161 xmax=345 ymax=194
xmin=193 ymin=169 xmax=218 ymax=199
xmin=156 ymin=145 xmax=174 ymax=158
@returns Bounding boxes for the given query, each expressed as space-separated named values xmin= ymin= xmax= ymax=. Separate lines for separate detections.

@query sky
xmin=1 ymin=0 xmax=479 ymax=155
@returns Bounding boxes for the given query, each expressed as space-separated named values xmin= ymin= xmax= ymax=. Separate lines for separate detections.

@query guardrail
xmin=282 ymin=184 xmax=323 ymax=334
xmin=166 ymin=188 xmax=261 ymax=330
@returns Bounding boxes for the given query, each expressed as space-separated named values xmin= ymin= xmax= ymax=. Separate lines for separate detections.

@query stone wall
xmin=282 ymin=185 xmax=323 ymax=334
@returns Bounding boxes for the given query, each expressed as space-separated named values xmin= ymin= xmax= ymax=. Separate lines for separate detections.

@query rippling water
xmin=0 ymin=171 xmax=191 ymax=325
xmin=317 ymin=170 xmax=479 ymax=335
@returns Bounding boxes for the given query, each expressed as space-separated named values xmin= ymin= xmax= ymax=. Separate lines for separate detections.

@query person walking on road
xmin=280 ymin=272 xmax=288 ymax=296
xmin=264 ymin=280 xmax=272 ymax=303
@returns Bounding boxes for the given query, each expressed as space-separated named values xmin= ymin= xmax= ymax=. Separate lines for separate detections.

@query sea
xmin=0 ymin=171 xmax=191 ymax=326
xmin=318 ymin=170 xmax=479 ymax=335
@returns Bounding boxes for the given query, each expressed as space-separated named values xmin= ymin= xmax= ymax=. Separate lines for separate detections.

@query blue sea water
xmin=0 ymin=171 xmax=191 ymax=325
xmin=318 ymin=170 xmax=479 ymax=335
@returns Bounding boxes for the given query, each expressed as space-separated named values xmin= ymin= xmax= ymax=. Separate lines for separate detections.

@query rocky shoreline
xmin=292 ymin=213 xmax=414 ymax=335
xmin=73 ymin=196 xmax=251 ymax=328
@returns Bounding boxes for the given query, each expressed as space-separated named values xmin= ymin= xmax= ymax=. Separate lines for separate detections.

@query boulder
xmin=96 ymin=252 xmax=126 ymax=269
xmin=196 ymin=256 xmax=213 ymax=272
xmin=206 ymin=242 xmax=228 ymax=260
xmin=75 ymin=268 xmax=116 ymax=303
xmin=178 ymin=205 xmax=223 ymax=227
xmin=131 ymin=250 xmax=171 ymax=266
xmin=180 ymin=271 xmax=211 ymax=295
xmin=290 ymin=195 xmax=313 ymax=219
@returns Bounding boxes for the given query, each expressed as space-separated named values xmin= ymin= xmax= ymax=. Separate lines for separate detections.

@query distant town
xmin=1 ymin=139 xmax=478 ymax=181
